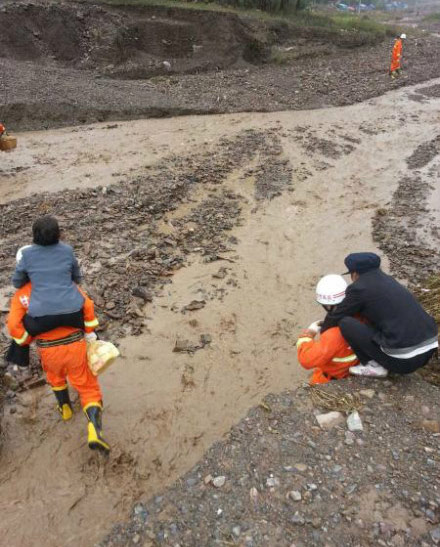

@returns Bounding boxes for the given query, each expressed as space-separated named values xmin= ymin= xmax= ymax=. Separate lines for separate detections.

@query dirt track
xmin=0 ymin=78 xmax=439 ymax=546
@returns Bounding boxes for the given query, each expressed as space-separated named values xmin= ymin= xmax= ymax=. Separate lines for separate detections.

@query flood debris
xmin=173 ymin=334 xmax=212 ymax=353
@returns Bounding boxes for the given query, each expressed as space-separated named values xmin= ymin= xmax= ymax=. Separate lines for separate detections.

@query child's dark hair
xmin=32 ymin=215 xmax=60 ymax=246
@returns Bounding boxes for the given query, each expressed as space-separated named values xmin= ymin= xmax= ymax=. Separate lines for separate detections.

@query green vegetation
xmin=101 ymin=0 xmax=396 ymax=39
xmin=423 ymin=12 xmax=440 ymax=23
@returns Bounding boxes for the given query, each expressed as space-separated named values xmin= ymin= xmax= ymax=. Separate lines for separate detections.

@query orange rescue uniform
xmin=297 ymin=326 xmax=359 ymax=385
xmin=7 ymin=283 xmax=101 ymax=407
xmin=390 ymin=38 xmax=402 ymax=74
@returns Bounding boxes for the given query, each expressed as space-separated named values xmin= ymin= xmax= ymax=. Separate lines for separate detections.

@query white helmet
xmin=400 ymin=33 xmax=407 ymax=39
xmin=16 ymin=245 xmax=32 ymax=263
xmin=316 ymin=274 xmax=347 ymax=305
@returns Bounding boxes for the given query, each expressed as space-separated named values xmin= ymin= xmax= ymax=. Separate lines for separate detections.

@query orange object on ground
xmin=297 ymin=327 xmax=359 ymax=385
xmin=390 ymin=38 xmax=402 ymax=73
xmin=7 ymin=282 xmax=101 ymax=407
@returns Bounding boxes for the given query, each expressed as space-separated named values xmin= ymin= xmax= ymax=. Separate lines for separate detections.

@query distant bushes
xmin=423 ymin=12 xmax=440 ymax=23
xmin=202 ymin=0 xmax=306 ymax=14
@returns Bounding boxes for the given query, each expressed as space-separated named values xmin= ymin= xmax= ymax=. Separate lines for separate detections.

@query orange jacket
xmin=7 ymin=283 xmax=99 ymax=346
xmin=297 ymin=326 xmax=358 ymax=385
xmin=0 ymin=123 xmax=5 ymax=134
xmin=390 ymin=38 xmax=402 ymax=71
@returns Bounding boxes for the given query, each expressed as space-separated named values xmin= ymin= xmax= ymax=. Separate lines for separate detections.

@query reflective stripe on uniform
xmin=52 ymin=384 xmax=68 ymax=391
xmin=13 ymin=330 xmax=30 ymax=345
xmin=331 ymin=354 xmax=357 ymax=364
xmin=84 ymin=318 xmax=99 ymax=328
xmin=296 ymin=337 xmax=313 ymax=348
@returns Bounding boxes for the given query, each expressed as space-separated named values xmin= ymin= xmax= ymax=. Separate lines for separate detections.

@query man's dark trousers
xmin=340 ymin=317 xmax=436 ymax=374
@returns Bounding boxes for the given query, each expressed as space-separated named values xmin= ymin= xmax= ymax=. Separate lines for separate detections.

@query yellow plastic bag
xmin=87 ymin=340 xmax=120 ymax=376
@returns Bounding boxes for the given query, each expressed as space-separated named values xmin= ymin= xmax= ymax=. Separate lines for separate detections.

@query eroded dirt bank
xmin=1 ymin=1 xmax=440 ymax=130
xmin=0 ymin=80 xmax=439 ymax=546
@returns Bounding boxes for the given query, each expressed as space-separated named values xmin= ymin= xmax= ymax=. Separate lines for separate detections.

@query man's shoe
xmin=349 ymin=361 xmax=388 ymax=378
xmin=84 ymin=402 xmax=110 ymax=453
xmin=52 ymin=386 xmax=73 ymax=421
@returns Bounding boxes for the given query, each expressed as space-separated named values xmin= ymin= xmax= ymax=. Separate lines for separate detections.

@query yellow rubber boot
xmin=84 ymin=402 xmax=110 ymax=453
xmin=52 ymin=386 xmax=73 ymax=421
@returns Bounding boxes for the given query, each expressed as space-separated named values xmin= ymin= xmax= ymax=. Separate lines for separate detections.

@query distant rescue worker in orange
xmin=0 ymin=122 xmax=5 ymax=137
xmin=296 ymin=275 xmax=358 ymax=385
xmin=390 ymin=33 xmax=406 ymax=79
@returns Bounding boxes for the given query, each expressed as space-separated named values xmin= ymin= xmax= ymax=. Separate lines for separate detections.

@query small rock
xmin=431 ymin=527 xmax=440 ymax=544
xmin=213 ymin=267 xmax=228 ymax=279
xmin=200 ymin=334 xmax=212 ymax=346
xmin=291 ymin=512 xmax=305 ymax=525
xmin=132 ymin=534 xmax=140 ymax=544
xmin=287 ymin=490 xmax=302 ymax=502
xmin=204 ymin=474 xmax=213 ymax=485
xmin=360 ymin=389 xmax=375 ymax=399
xmin=347 ymin=411 xmax=363 ymax=432
xmin=213 ymin=476 xmax=226 ymax=488
xmin=232 ymin=526 xmax=241 ymax=537
xmin=316 ymin=411 xmax=344 ymax=430
xmin=345 ymin=431 xmax=355 ymax=445
xmin=132 ymin=287 xmax=153 ymax=302
xmin=420 ymin=420 xmax=440 ymax=433
xmin=266 ymin=476 xmax=280 ymax=488
xmin=182 ymin=299 xmax=206 ymax=312
xmin=294 ymin=463 xmax=307 ymax=472
xmin=173 ymin=338 xmax=195 ymax=353
xmin=186 ymin=477 xmax=198 ymax=487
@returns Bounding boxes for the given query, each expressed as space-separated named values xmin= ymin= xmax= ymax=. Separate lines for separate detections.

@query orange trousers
xmin=390 ymin=57 xmax=401 ymax=73
xmin=38 ymin=339 xmax=102 ymax=407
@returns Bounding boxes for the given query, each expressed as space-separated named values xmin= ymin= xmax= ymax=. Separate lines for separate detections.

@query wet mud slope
xmin=2 ymin=1 xmax=440 ymax=129
xmin=0 ymin=80 xmax=440 ymax=546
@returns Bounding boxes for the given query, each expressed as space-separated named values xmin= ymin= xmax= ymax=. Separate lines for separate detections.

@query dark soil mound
xmin=0 ymin=2 xmax=267 ymax=78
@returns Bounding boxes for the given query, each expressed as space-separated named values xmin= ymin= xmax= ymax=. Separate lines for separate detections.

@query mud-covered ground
xmin=92 ymin=77 xmax=440 ymax=547
xmin=102 ymin=375 xmax=440 ymax=547
xmin=1 ymin=1 xmax=440 ymax=130
xmin=1 ymin=79 xmax=439 ymax=546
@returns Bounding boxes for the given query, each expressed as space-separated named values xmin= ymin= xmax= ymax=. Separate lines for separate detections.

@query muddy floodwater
xmin=1 ymin=79 xmax=440 ymax=546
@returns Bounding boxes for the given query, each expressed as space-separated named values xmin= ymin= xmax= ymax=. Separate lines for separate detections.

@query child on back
xmin=12 ymin=215 xmax=85 ymax=335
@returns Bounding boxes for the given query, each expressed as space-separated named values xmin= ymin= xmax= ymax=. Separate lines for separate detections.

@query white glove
xmin=85 ymin=332 xmax=97 ymax=343
xmin=307 ymin=321 xmax=322 ymax=334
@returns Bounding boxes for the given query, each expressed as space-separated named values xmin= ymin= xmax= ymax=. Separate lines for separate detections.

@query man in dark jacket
xmin=321 ymin=252 xmax=438 ymax=378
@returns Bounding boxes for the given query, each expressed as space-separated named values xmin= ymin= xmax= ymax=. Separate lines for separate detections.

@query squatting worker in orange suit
xmin=390 ymin=33 xmax=406 ymax=79
xmin=7 ymin=282 xmax=111 ymax=453
xmin=296 ymin=275 xmax=358 ymax=385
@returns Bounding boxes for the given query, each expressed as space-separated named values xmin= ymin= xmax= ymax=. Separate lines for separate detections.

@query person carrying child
xmin=7 ymin=280 xmax=110 ymax=453
xmin=12 ymin=215 xmax=87 ymax=335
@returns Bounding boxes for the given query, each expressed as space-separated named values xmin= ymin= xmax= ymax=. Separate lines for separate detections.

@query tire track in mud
xmin=0 ymin=129 xmax=292 ymax=348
